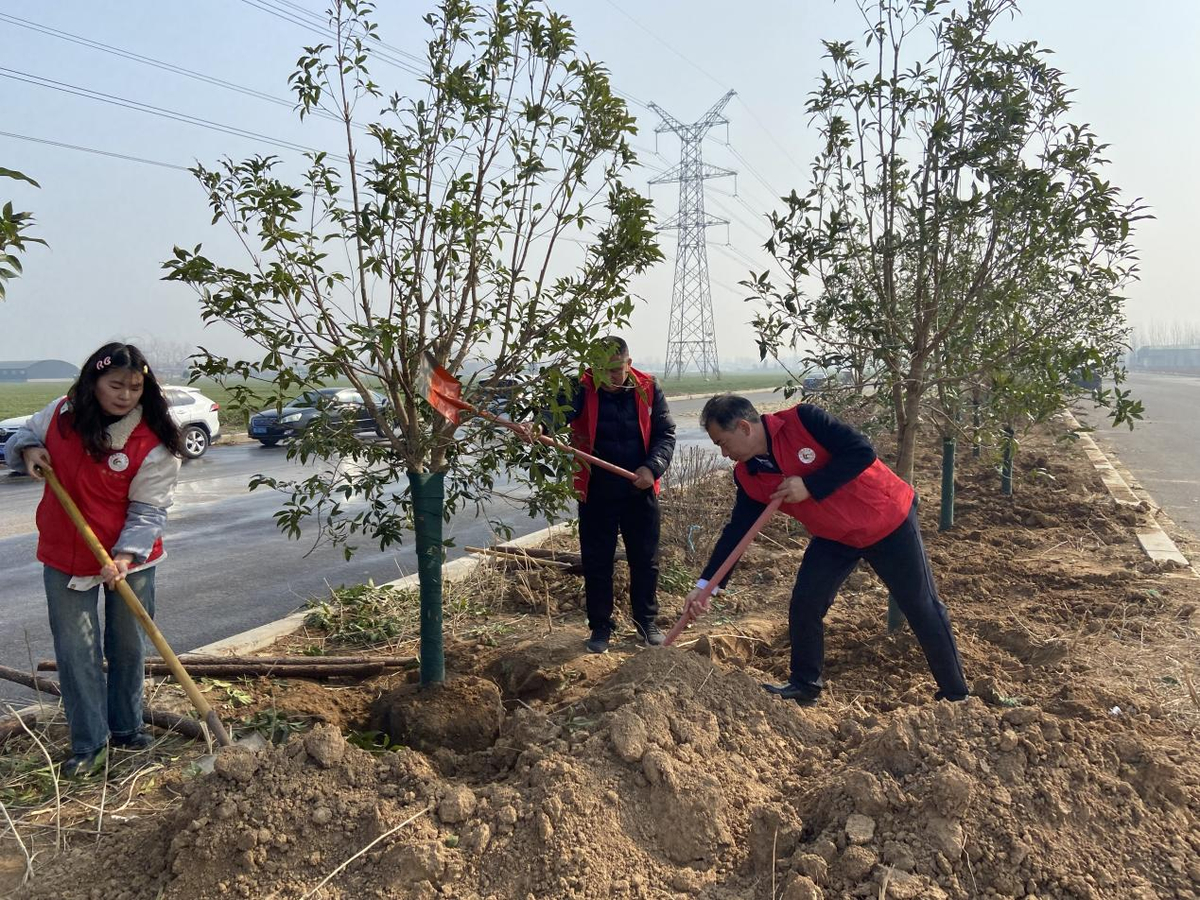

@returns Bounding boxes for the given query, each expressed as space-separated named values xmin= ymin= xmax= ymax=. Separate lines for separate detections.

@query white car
xmin=164 ymin=386 xmax=221 ymax=459
xmin=0 ymin=414 xmax=30 ymax=466
xmin=0 ymin=387 xmax=220 ymax=465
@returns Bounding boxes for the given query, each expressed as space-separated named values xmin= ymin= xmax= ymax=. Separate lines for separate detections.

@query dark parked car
xmin=802 ymin=373 xmax=833 ymax=393
xmin=248 ymin=388 xmax=387 ymax=447
xmin=473 ymin=377 xmax=524 ymax=417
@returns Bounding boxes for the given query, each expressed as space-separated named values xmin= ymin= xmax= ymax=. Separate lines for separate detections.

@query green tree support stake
xmin=939 ymin=437 xmax=956 ymax=531
xmin=409 ymin=471 xmax=445 ymax=685
xmin=972 ymin=398 xmax=981 ymax=459
xmin=1001 ymin=427 xmax=1015 ymax=496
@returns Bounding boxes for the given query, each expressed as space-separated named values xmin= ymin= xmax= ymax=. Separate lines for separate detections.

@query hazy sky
xmin=2 ymin=0 xmax=1197 ymax=371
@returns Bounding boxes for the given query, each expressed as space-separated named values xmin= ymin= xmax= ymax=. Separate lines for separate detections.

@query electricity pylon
xmin=649 ymin=89 xmax=736 ymax=380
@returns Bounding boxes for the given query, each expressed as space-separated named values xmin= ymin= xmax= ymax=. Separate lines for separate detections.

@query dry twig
xmin=300 ymin=805 xmax=431 ymax=899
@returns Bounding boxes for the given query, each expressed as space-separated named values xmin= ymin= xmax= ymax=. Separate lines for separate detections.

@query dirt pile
xmin=9 ymin=424 xmax=1200 ymax=899
xmin=18 ymin=648 xmax=1199 ymax=900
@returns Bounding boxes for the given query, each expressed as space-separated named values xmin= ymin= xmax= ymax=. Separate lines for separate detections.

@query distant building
xmin=1131 ymin=346 xmax=1200 ymax=375
xmin=0 ymin=360 xmax=80 ymax=382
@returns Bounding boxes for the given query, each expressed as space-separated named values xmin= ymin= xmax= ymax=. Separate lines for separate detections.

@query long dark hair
xmin=64 ymin=343 xmax=183 ymax=459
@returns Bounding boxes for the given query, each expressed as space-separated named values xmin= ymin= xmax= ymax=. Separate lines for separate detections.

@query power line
xmin=236 ymin=0 xmax=425 ymax=78
xmin=272 ymin=0 xmax=427 ymax=66
xmin=708 ymin=196 xmax=771 ymax=242
xmin=599 ymin=0 xmax=725 ymax=92
xmin=1 ymin=13 xmax=291 ymax=112
xmin=709 ymin=184 xmax=781 ymax=233
xmin=720 ymin=141 xmax=784 ymax=203
xmin=712 ymin=241 xmax=764 ymax=272
xmin=0 ymin=129 xmax=190 ymax=171
xmin=0 ymin=67 xmax=345 ymax=161
xmin=734 ymin=96 xmax=803 ymax=172
xmin=0 ymin=11 xmax=355 ymax=128
xmin=588 ymin=0 xmax=803 ymax=207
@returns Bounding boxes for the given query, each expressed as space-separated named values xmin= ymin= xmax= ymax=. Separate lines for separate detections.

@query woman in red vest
xmin=689 ymin=394 xmax=968 ymax=705
xmin=6 ymin=343 xmax=183 ymax=775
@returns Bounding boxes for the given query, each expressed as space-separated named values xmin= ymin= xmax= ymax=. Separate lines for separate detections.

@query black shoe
xmin=635 ymin=622 xmax=666 ymax=647
xmin=762 ymin=681 xmax=820 ymax=707
xmin=934 ymin=690 xmax=968 ymax=702
xmin=111 ymin=730 xmax=155 ymax=750
xmin=60 ymin=748 xmax=106 ymax=777
xmin=585 ymin=629 xmax=611 ymax=654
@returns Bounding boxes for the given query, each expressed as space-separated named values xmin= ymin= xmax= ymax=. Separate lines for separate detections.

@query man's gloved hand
xmin=632 ymin=465 xmax=655 ymax=490
xmin=684 ymin=578 xmax=721 ymax=617
xmin=770 ymin=476 xmax=810 ymax=504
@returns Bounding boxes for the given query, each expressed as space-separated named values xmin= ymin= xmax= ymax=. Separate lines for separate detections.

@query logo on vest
xmin=107 ymin=452 xmax=130 ymax=473
xmin=797 ymin=447 xmax=816 ymax=465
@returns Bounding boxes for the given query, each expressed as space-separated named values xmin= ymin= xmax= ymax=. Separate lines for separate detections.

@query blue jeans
xmin=44 ymin=566 xmax=155 ymax=754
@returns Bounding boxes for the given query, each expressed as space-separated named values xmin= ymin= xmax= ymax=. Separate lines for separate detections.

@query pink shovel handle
xmin=663 ymin=498 xmax=783 ymax=646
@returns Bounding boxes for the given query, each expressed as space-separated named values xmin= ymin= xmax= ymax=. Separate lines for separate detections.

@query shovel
xmin=419 ymin=353 xmax=641 ymax=484
xmin=663 ymin=498 xmax=782 ymax=646
xmin=40 ymin=465 xmax=233 ymax=747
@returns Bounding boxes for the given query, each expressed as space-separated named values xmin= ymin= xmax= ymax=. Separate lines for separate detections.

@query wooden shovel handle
xmin=40 ymin=465 xmax=232 ymax=747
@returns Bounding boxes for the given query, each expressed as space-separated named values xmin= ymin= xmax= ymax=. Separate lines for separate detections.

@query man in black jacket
xmin=559 ymin=338 xmax=676 ymax=653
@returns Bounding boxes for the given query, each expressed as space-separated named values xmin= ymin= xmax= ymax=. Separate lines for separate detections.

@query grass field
xmin=0 ymin=379 xmax=273 ymax=428
xmin=0 ymin=370 xmax=788 ymax=431
xmin=655 ymin=371 xmax=786 ymax=396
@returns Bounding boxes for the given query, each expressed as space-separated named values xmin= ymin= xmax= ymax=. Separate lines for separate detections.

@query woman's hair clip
xmin=143 ymin=365 xmax=149 ymax=374
xmin=95 ymin=355 xmax=113 ymax=371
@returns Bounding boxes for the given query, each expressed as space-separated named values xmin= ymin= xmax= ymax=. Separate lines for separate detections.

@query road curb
xmin=190 ymin=522 xmax=574 ymax=657
xmin=1062 ymin=411 xmax=1193 ymax=571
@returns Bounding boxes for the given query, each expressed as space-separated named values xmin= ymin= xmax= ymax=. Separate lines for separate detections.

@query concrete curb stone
xmin=1061 ymin=410 xmax=1193 ymax=572
xmin=190 ymin=523 xmax=574 ymax=657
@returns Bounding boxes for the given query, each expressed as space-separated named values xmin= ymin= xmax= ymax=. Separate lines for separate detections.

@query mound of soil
xmin=18 ymin=650 xmax=1199 ymax=900
xmin=10 ymin=424 xmax=1200 ymax=899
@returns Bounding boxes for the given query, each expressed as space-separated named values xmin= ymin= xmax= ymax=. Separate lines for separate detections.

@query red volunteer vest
xmin=569 ymin=367 xmax=660 ymax=502
xmin=37 ymin=400 xmax=165 ymax=576
xmin=735 ymin=409 xmax=914 ymax=548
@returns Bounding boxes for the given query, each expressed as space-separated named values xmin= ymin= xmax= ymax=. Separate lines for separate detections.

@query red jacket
xmin=735 ymin=409 xmax=913 ymax=547
xmin=569 ymin=367 xmax=660 ymax=502
xmin=37 ymin=400 xmax=165 ymax=576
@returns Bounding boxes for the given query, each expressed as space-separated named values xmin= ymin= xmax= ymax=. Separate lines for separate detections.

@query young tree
xmin=747 ymin=0 xmax=1146 ymax=483
xmin=164 ymin=0 xmax=661 ymax=684
xmin=1 ymin=167 xmax=45 ymax=301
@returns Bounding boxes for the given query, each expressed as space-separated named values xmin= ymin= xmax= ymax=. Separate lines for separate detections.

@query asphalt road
xmin=0 ymin=388 xmax=765 ymax=707
xmin=1078 ymin=371 xmax=1200 ymax=541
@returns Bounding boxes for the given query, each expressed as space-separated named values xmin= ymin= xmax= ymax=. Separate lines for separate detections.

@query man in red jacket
xmin=561 ymin=337 xmax=676 ymax=653
xmin=686 ymin=394 xmax=968 ymax=705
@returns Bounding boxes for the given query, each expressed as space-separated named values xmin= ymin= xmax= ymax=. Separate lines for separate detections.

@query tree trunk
xmin=894 ymin=383 xmax=923 ymax=485
xmin=408 ymin=471 xmax=446 ymax=685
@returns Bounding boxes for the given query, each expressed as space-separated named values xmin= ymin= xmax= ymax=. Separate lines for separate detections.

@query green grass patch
xmin=657 ymin=371 xmax=786 ymax=397
xmin=304 ymin=581 xmax=419 ymax=647
xmin=0 ymin=382 xmax=71 ymax=421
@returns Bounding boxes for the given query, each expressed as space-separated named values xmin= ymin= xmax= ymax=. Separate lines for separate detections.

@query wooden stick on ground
xmin=36 ymin=659 xmax=396 ymax=678
xmin=465 ymin=546 xmax=574 ymax=570
xmin=0 ymin=664 xmax=207 ymax=743
xmin=0 ymin=708 xmax=43 ymax=744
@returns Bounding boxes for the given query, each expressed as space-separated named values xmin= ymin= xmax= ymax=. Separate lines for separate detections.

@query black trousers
xmin=578 ymin=483 xmax=661 ymax=634
xmin=789 ymin=500 xmax=969 ymax=699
